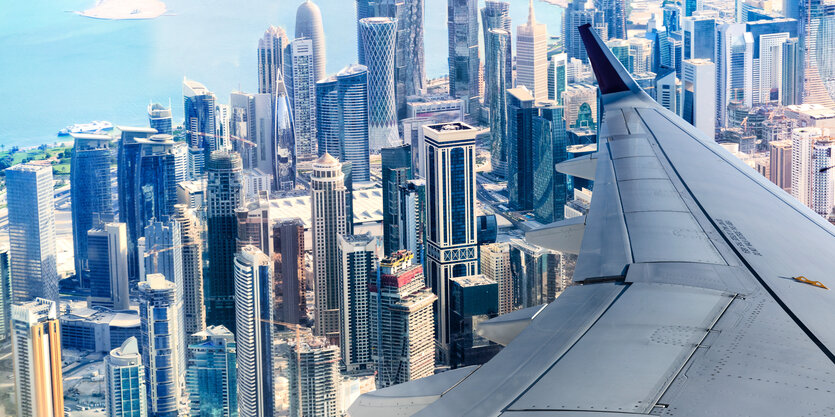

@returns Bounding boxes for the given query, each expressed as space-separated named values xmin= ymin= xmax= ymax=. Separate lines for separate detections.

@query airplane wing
xmin=349 ymin=24 xmax=835 ymax=416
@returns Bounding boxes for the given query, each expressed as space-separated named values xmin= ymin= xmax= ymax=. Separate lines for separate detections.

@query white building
xmin=11 ymin=298 xmax=63 ymax=417
xmin=288 ymin=336 xmax=341 ymax=417
xmin=291 ymin=37 xmax=319 ymax=158
xmin=338 ymin=234 xmax=378 ymax=373
xmin=682 ymin=59 xmax=716 ymax=139
xmin=516 ymin=0 xmax=548 ymax=99
xmin=480 ymin=242 xmax=512 ymax=315
xmin=138 ymin=274 xmax=183 ymax=416
xmin=105 ymin=337 xmax=147 ymax=417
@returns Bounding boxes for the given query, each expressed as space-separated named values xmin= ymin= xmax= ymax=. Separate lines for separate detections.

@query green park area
xmin=0 ymin=144 xmax=73 ymax=175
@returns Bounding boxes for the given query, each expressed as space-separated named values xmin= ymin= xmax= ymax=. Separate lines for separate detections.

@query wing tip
xmin=578 ymin=24 xmax=636 ymax=95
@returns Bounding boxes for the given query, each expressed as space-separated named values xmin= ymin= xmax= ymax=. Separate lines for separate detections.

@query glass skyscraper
xmin=257 ymin=25 xmax=290 ymax=95
xmin=117 ymin=127 xmax=158 ymax=283
xmin=295 ymin=0 xmax=327 ymax=83
xmin=381 ymin=145 xmax=413 ymax=256
xmin=87 ymin=223 xmax=130 ymax=311
xmin=273 ymin=218 xmax=307 ymax=326
xmin=447 ymin=0 xmax=480 ymax=112
xmin=138 ymin=275 xmax=183 ymax=417
xmin=316 ymin=65 xmax=371 ymax=181
xmin=507 ymin=87 xmax=537 ymax=211
xmin=105 ymin=337 xmax=147 ymax=417
xmin=337 ymin=233 xmax=378 ymax=372
xmin=183 ymin=78 xmax=217 ymax=163
xmin=147 ymin=103 xmax=173 ymax=135
xmin=290 ymin=37 xmax=318 ymax=159
xmin=360 ymin=17 xmax=399 ymax=151
xmin=532 ymin=102 xmax=569 ymax=224
xmin=187 ymin=326 xmax=238 ymax=417
xmin=485 ymin=28 xmax=511 ymax=178
xmin=273 ymin=73 xmax=296 ymax=191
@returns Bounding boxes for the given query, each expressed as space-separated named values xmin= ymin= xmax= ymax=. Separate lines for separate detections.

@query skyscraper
xmin=289 ymin=37 xmax=317 ymax=160
xmin=682 ymin=59 xmax=717 ymax=139
xmin=172 ymin=204 xmax=206 ymax=345
xmin=596 ymin=0 xmax=626 ymax=39
xmin=655 ymin=67 xmax=678 ymax=114
xmin=770 ymin=139 xmax=793 ymax=192
xmin=338 ymin=233 xmax=378 ymax=372
xmin=484 ymin=28 xmax=511 ymax=178
xmin=206 ymin=151 xmax=245 ymax=332
xmin=381 ymin=145 xmax=412 ymax=256
xmin=11 ymin=298 xmax=63 ymax=417
xmin=447 ymin=0 xmax=480 ymax=112
xmin=288 ymin=337 xmax=341 ymax=417
xmin=295 ymin=0 xmax=327 ymax=83
xmin=532 ymin=102 xmax=569 ymax=224
xmin=273 ymin=218 xmax=307 ymax=325
xmin=236 ymin=195 xmax=273 ymax=255
xmin=682 ymin=12 xmax=716 ymax=61
xmin=311 ymin=153 xmax=349 ymax=344
xmin=87 ymin=223 xmax=130 ymax=310
xmin=148 ymin=103 xmax=173 ymax=135
xmin=183 ymin=78 xmax=218 ymax=161
xmin=105 ymin=337 xmax=147 ymax=417
xmin=506 ymin=87 xmax=537 ymax=211
xmin=548 ymin=53 xmax=568 ymax=103
xmin=370 ymin=251 xmax=437 ymax=388
xmin=6 ymin=162 xmax=58 ymax=304
xmin=357 ymin=0 xmax=372 ymax=64
xmin=258 ymin=25 xmax=290 ymax=95
xmin=812 ymin=140 xmax=835 ymax=216
xmin=234 ymin=246 xmax=276 ymax=417
xmin=138 ymin=274 xmax=183 ymax=417
xmin=142 ymin=219 xmax=184 ymax=309
xmin=480 ymin=242 xmax=512 ymax=315
xmin=715 ymin=23 xmax=752 ymax=125
xmin=360 ymin=17 xmax=400 ymax=151
xmin=509 ymin=239 xmax=561 ymax=309
xmin=0 ymin=249 xmax=10 ymax=343
xmin=782 ymin=37 xmax=802 ymax=106
xmin=70 ymin=133 xmax=112 ymax=287
xmin=399 ymin=179 xmax=426 ymax=264
xmin=186 ymin=325 xmax=238 ymax=417
xmin=481 ymin=0 xmax=512 ymax=106
xmin=516 ymin=0 xmax=548 ymax=99
xmin=562 ymin=83 xmax=599 ymax=129
xmin=564 ymin=0 xmax=598 ymax=62
xmin=424 ymin=122 xmax=479 ymax=364
xmin=273 ymin=73 xmax=297 ymax=191
xmin=229 ymin=91 xmax=274 ymax=178
xmin=316 ymin=65 xmax=372 ymax=181
xmin=448 ymin=275 xmax=501 ymax=367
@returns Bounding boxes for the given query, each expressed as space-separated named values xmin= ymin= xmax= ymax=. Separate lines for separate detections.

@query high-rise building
xmin=6 ymin=162 xmax=58 ymax=304
xmin=311 ymin=153 xmax=349 ymax=344
xmin=381 ymin=145 xmax=412 ymax=256
xmin=289 ymin=37 xmax=318 ymax=160
xmin=532 ymin=102 xmax=569 ymax=224
xmin=654 ymin=67 xmax=678 ymax=114
xmin=142 ymin=220 xmax=184 ymax=319
xmin=105 ymin=337 xmax=147 ymax=417
xmin=236 ymin=195 xmax=272 ymax=255
xmin=288 ymin=337 xmax=341 ymax=417
xmin=562 ymin=83 xmax=598 ymax=129
xmin=273 ymin=218 xmax=307 ymax=325
xmin=360 ymin=17 xmax=400 ymax=151
xmin=447 ymin=0 xmax=480 ymax=112
xmin=682 ymin=12 xmax=716 ymax=61
xmin=424 ymin=122 xmax=479 ymax=363
xmin=812 ymin=140 xmax=835 ymax=216
xmin=206 ymin=151 xmax=245 ymax=332
xmin=258 ymin=25 xmax=290 ymax=95
xmin=627 ymin=37 xmax=654 ymax=73
xmin=509 ymin=239 xmax=562 ymax=309
xmin=187 ymin=325 xmax=238 ymax=417
xmin=682 ymin=59 xmax=716 ymax=139
xmin=117 ymin=126 xmax=157 ymax=283
xmin=172 ymin=142 xmax=189 ymax=184
xmin=148 ymin=103 xmax=173 ymax=135
xmin=272 ymin=74 xmax=296 ymax=191
xmin=137 ymin=134 xmax=178 ymax=229
xmin=548 ymin=53 xmax=568 ymax=104
xmin=295 ymin=0 xmax=327 ymax=83
xmin=138 ymin=274 xmax=183 ymax=417
xmin=357 ymin=0 xmax=372 ymax=64
xmin=0 ymin=249 xmax=10 ymax=343
xmin=399 ymin=179 xmax=426 ymax=264
xmin=516 ymin=0 xmax=548 ymax=99
xmin=11 ymin=298 xmax=63 ymax=417
xmin=595 ymin=0 xmax=626 ymax=39
xmin=229 ymin=91 xmax=275 ymax=181
xmin=172 ymin=204 xmax=206 ymax=345
xmin=448 ymin=275 xmax=501 ymax=368
xmin=370 ymin=251 xmax=437 ymax=388
xmin=183 ymin=78 xmax=218 ymax=161
xmin=564 ymin=0 xmax=598 ymax=62
xmin=481 ymin=0 xmax=512 ymax=105
xmin=480 ymin=242 xmax=511 ymax=315
xmin=70 ymin=133 xmax=113 ymax=287
xmin=234 ymin=246 xmax=276 ymax=417
xmin=507 ymin=87 xmax=537 ymax=211
xmin=316 ymin=65 xmax=372 ymax=181
xmin=87 ymin=223 xmax=130 ymax=310
xmin=715 ymin=23 xmax=752 ymax=125
xmin=770 ymin=139 xmax=793 ymax=192
xmin=484 ymin=28 xmax=511 ymax=178
xmin=338 ymin=234 xmax=378 ymax=372
xmin=782 ymin=37 xmax=802 ymax=106
xmin=745 ymin=18 xmax=799 ymax=105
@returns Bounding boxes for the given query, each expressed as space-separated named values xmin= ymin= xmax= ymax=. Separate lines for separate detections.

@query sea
xmin=0 ymin=0 xmax=563 ymax=148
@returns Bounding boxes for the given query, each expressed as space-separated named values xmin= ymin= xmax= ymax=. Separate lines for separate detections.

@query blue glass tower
xmin=533 ymin=103 xmax=569 ymax=223
xmin=117 ymin=126 xmax=157 ymax=283
xmin=187 ymin=326 xmax=238 ymax=417
xmin=507 ymin=87 xmax=537 ymax=211
xmin=274 ymin=73 xmax=296 ymax=191
xmin=183 ymin=78 xmax=217 ymax=165
xmin=360 ymin=17 xmax=399 ymax=151
xmin=381 ymin=145 xmax=412 ymax=256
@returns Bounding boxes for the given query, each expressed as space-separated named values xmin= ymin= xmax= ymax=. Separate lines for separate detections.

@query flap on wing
xmin=476 ymin=304 xmax=547 ymax=346
xmin=555 ymin=154 xmax=597 ymax=180
xmin=525 ymin=215 xmax=585 ymax=254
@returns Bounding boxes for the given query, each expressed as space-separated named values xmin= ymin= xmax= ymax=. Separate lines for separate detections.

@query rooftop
xmin=451 ymin=274 xmax=497 ymax=288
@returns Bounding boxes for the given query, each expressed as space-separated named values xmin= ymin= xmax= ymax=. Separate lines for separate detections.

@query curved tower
xmin=360 ymin=17 xmax=399 ymax=151
xmin=274 ymin=73 xmax=296 ymax=191
xmin=295 ymin=0 xmax=327 ymax=82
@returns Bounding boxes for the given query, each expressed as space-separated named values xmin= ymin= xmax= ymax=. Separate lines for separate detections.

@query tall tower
xmin=485 ymin=28 xmax=511 ymax=178
xmin=564 ymin=0 xmax=597 ymax=62
xmin=423 ymin=122 xmax=479 ymax=364
xmin=6 ymin=162 xmax=58 ymax=304
xmin=274 ymin=72 xmax=297 ymax=191
xmin=547 ymin=53 xmax=567 ymax=103
xmin=516 ymin=0 xmax=548 ymax=99
xmin=273 ymin=218 xmax=307 ymax=325
xmin=183 ymin=78 xmax=217 ymax=159
xmin=288 ymin=337 xmax=341 ymax=417
xmin=70 ymin=133 xmax=113 ymax=287
xmin=229 ymin=91 xmax=274 ymax=177
xmin=257 ymin=25 xmax=290 ymax=95
xmin=370 ymin=251 xmax=437 ymax=388
xmin=289 ymin=37 xmax=317 ymax=160
xmin=480 ymin=242 xmax=512 ymax=314
xmin=338 ymin=233 xmax=378 ymax=372
xmin=172 ymin=204 xmax=206 ymax=345
xmin=206 ymin=151 xmax=244 ymax=332
xmin=506 ymin=87 xmax=537 ymax=211
xmin=186 ymin=325 xmax=238 ymax=417
xmin=311 ymin=153 xmax=349 ymax=345
xmin=481 ymin=0 xmax=512 ymax=107
xmin=295 ymin=0 xmax=327 ymax=83
xmin=236 ymin=195 xmax=273 ymax=255
xmin=399 ymin=179 xmax=426 ymax=264
xmin=138 ymin=274 xmax=184 ymax=417
xmin=234 ymin=246 xmax=276 ymax=417
xmin=0 ymin=249 xmax=11 ymax=343
xmin=147 ymin=103 xmax=173 ymax=135
xmin=142 ymin=219 xmax=184 ymax=307
xmin=681 ymin=59 xmax=716 ymax=139
xmin=360 ymin=17 xmax=400 ymax=151
xmin=105 ymin=337 xmax=148 ymax=417
xmin=11 ymin=298 xmax=63 ymax=417
xmin=381 ymin=145 xmax=412 ymax=256
xmin=447 ymin=0 xmax=480 ymax=112
xmin=377 ymin=0 xmax=427 ymax=119
xmin=532 ymin=102 xmax=569 ymax=224
xmin=87 ymin=223 xmax=130 ymax=310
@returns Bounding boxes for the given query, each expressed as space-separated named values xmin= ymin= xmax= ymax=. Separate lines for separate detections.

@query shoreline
xmin=76 ymin=0 xmax=167 ymax=20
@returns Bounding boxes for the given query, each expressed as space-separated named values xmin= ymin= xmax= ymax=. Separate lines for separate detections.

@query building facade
xmin=11 ymin=298 xmax=63 ymax=417
xmin=360 ymin=17 xmax=400 ymax=151
xmin=506 ymin=87 xmax=537 ymax=211
xmin=187 ymin=326 xmax=238 ymax=417
xmin=148 ymin=103 xmax=173 ymax=135
xmin=288 ymin=337 xmax=341 ymax=417
xmin=295 ymin=0 xmax=327 ymax=83
xmin=485 ymin=28 xmax=512 ymax=178
xmin=447 ymin=0 xmax=480 ymax=112
xmin=290 ymin=37 xmax=318 ymax=160
xmin=273 ymin=218 xmax=307 ymax=325
xmin=516 ymin=1 xmax=548 ymax=99
xmin=257 ymin=25 xmax=290 ymax=95
xmin=105 ymin=337 xmax=147 ymax=417
xmin=381 ymin=145 xmax=413 ymax=256
xmin=338 ymin=234 xmax=378 ymax=372
xmin=480 ymin=242 xmax=512 ymax=315
xmin=172 ymin=204 xmax=206 ymax=345
xmin=87 ymin=223 xmax=130 ymax=310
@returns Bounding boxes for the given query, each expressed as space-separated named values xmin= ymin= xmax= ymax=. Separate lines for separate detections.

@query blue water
xmin=0 ymin=0 xmax=562 ymax=147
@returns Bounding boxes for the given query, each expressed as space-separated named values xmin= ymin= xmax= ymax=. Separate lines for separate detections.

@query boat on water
xmin=58 ymin=121 xmax=114 ymax=136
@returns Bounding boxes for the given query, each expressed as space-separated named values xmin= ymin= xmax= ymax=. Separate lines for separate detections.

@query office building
xmin=6 ymin=162 xmax=58 ymax=304
xmin=288 ymin=337 xmax=341 ymax=417
xmin=257 ymin=25 xmax=290 ymax=95
xmin=770 ymin=140 xmax=793 ymax=192
xmin=11 ymin=298 xmax=63 ymax=417
xmin=172 ymin=142 xmax=189 ymax=184
xmin=516 ymin=0 xmax=548 ymax=99
xmin=290 ymin=37 xmax=318 ymax=160
xmin=136 ymin=134 xmax=178 ymax=234
xmin=311 ymin=153 xmax=349 ymax=344
xmin=782 ymin=37 xmax=802 ymax=106
xmin=0 ymin=249 xmax=10 ymax=343
xmin=480 ymin=242 xmax=512 ymax=315
xmin=148 ymin=103 xmax=173 ymax=135
xmin=172 ymin=204 xmax=206 ymax=345
xmin=273 ymin=218 xmax=307 ymax=325
xmin=187 ymin=326 xmax=238 ymax=417
xmin=229 ymin=91 xmax=275 ymax=182
xmin=792 ymin=127 xmax=827 ymax=210
xmin=596 ymin=0 xmax=626 ymax=39
xmin=398 ymin=179 xmax=426 ymax=264
xmin=338 ymin=234 xmax=378 ymax=372
xmin=234 ymin=246 xmax=276 ymax=417
xmin=654 ymin=67 xmax=677 ymax=114
xmin=370 ymin=251 xmax=437 ymax=388
xmin=117 ymin=127 xmax=157 ymax=283
xmin=607 ymin=38 xmax=631 ymax=71
xmin=447 ymin=0 xmax=480 ymax=112
xmin=70 ymin=133 xmax=113 ymax=287
xmin=628 ymin=37 xmax=653 ymax=74
xmin=142 ymin=220 xmax=184 ymax=320
xmin=507 ymin=87 xmax=537 ymax=211
xmin=381 ymin=145 xmax=412 ymax=256
xmin=532 ymin=102 xmax=569 ymax=224
xmin=138 ymin=274 xmax=183 ymax=417
xmin=105 ymin=337 xmax=147 ymax=417
xmin=236 ymin=195 xmax=273 ymax=255
xmin=295 ymin=0 xmax=327 ymax=82
xmin=812 ymin=140 xmax=835 ymax=216
xmin=424 ymin=122 xmax=479 ymax=363
xmin=509 ymin=239 xmax=563 ymax=309
xmin=682 ymin=12 xmax=716 ymax=61
xmin=87 ymin=223 xmax=130 ymax=310
xmin=183 ymin=78 xmax=217 ymax=160
xmin=449 ymin=275 xmax=501 ymax=368
xmin=564 ymin=0 xmax=598 ymax=62
xmin=682 ymin=59 xmax=716 ymax=139
xmin=60 ymin=306 xmax=140 ymax=354
xmin=485 ymin=28 xmax=511 ymax=178
xmin=548 ymin=53 xmax=567 ymax=103
xmin=562 ymin=83 xmax=598 ymax=129
xmin=360 ymin=17 xmax=399 ymax=151
xmin=206 ymin=151 xmax=244 ymax=332
xmin=481 ymin=1 xmax=512 ymax=107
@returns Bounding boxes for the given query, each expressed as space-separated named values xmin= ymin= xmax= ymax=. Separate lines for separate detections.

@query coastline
xmin=76 ymin=0 xmax=167 ymax=20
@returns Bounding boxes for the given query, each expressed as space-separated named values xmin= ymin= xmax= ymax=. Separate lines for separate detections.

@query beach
xmin=76 ymin=0 xmax=167 ymax=20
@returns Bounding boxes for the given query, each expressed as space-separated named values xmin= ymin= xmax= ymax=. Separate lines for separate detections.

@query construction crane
xmin=142 ymin=241 xmax=200 ymax=273
xmin=182 ymin=129 xmax=258 ymax=148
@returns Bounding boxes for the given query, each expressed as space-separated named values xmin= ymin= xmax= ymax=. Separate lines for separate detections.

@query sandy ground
xmin=76 ymin=0 xmax=167 ymax=20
